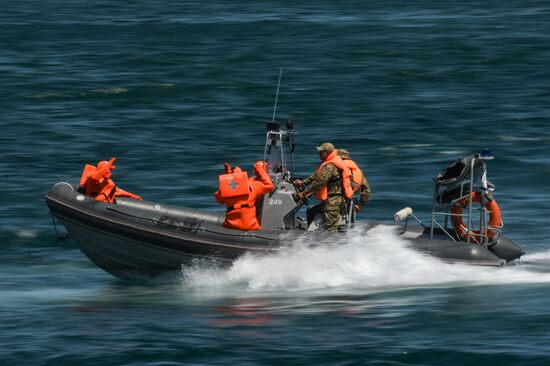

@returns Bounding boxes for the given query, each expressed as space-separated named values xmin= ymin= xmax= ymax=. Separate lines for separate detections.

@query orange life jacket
xmin=342 ymin=159 xmax=364 ymax=192
xmin=80 ymin=175 xmax=116 ymax=203
xmin=112 ymin=186 xmax=143 ymax=201
xmin=315 ymin=150 xmax=353 ymax=201
xmin=79 ymin=160 xmax=142 ymax=203
xmin=218 ymin=170 xmax=250 ymax=199
xmin=214 ymin=162 xmax=274 ymax=231
xmin=80 ymin=164 xmax=99 ymax=187
xmin=96 ymin=179 xmax=117 ymax=203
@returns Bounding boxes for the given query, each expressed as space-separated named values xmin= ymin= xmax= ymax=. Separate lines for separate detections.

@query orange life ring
xmin=450 ymin=191 xmax=502 ymax=243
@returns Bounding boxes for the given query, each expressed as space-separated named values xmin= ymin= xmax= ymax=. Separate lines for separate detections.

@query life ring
xmin=450 ymin=191 xmax=503 ymax=243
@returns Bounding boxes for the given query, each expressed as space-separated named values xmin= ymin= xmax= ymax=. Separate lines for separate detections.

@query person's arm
xmin=301 ymin=172 xmax=318 ymax=186
xmin=253 ymin=161 xmax=274 ymax=194
xmin=302 ymin=164 xmax=336 ymax=197
xmin=356 ymin=176 xmax=371 ymax=210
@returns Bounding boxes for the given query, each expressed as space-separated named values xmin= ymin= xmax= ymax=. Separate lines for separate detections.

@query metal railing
xmin=428 ymin=154 xmax=498 ymax=246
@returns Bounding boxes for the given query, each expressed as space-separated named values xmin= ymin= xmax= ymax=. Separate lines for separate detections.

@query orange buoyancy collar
xmin=315 ymin=150 xmax=353 ymax=201
xmin=342 ymin=159 xmax=364 ymax=191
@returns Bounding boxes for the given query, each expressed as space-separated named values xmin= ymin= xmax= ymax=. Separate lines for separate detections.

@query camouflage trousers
xmin=306 ymin=196 xmax=346 ymax=233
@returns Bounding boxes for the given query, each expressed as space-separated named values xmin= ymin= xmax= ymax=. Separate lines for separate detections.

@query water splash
xmin=522 ymin=251 xmax=550 ymax=262
xmin=180 ymin=225 xmax=550 ymax=295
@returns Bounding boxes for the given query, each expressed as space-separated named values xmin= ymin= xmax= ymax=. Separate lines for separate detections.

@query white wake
xmin=180 ymin=225 xmax=550 ymax=294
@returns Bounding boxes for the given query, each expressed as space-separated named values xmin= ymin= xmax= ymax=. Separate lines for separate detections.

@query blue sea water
xmin=2 ymin=1 xmax=550 ymax=364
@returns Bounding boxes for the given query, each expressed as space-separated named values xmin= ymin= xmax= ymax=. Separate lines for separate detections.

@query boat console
xmin=259 ymin=120 xmax=305 ymax=230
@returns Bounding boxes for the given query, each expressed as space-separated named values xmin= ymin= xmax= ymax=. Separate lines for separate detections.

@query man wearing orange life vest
xmin=79 ymin=157 xmax=142 ymax=203
xmin=338 ymin=148 xmax=371 ymax=212
xmin=215 ymin=161 xmax=274 ymax=231
xmin=294 ymin=142 xmax=353 ymax=233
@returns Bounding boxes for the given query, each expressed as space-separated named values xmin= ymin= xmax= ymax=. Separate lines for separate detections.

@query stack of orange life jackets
xmin=79 ymin=157 xmax=142 ymax=203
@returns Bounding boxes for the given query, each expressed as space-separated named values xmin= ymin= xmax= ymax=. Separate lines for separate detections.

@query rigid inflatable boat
xmin=46 ymin=122 xmax=524 ymax=280
xmin=394 ymin=150 xmax=524 ymax=266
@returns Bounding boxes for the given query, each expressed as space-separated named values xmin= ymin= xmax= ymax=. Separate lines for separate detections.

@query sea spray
xmin=180 ymin=225 xmax=550 ymax=294
xmin=180 ymin=225 xmax=460 ymax=292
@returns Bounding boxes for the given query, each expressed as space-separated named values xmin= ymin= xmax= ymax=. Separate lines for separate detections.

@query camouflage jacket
xmin=357 ymin=175 xmax=371 ymax=210
xmin=302 ymin=163 xmax=372 ymax=207
xmin=302 ymin=163 xmax=343 ymax=198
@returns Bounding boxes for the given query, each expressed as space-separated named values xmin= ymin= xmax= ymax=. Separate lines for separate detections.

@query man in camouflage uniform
xmin=338 ymin=149 xmax=371 ymax=212
xmin=294 ymin=142 xmax=346 ymax=233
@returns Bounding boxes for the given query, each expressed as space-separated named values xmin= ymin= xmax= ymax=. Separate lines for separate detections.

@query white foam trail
xmin=499 ymin=135 xmax=542 ymax=142
xmin=17 ymin=230 xmax=38 ymax=239
xmin=92 ymin=87 xmax=128 ymax=94
xmin=180 ymin=225 xmax=550 ymax=294
xmin=521 ymin=251 xmax=550 ymax=262
xmin=439 ymin=150 xmax=463 ymax=155
xmin=401 ymin=143 xmax=434 ymax=148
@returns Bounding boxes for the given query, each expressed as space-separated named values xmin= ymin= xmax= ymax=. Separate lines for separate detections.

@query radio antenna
xmin=271 ymin=67 xmax=283 ymax=122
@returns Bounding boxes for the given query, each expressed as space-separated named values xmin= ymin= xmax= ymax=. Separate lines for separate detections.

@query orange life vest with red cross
xmin=218 ymin=169 xmax=250 ymax=199
xmin=315 ymin=150 xmax=354 ymax=201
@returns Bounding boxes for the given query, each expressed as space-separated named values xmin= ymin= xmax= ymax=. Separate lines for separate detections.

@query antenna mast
xmin=271 ymin=67 xmax=283 ymax=122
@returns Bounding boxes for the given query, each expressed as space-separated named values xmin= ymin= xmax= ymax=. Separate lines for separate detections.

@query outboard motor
xmin=259 ymin=120 xmax=304 ymax=230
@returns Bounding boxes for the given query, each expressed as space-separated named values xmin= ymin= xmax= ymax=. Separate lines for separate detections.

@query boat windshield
xmin=262 ymin=123 xmax=296 ymax=180
xmin=266 ymin=144 xmax=284 ymax=175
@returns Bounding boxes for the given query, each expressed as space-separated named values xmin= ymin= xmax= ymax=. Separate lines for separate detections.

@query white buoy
xmin=394 ymin=207 xmax=413 ymax=222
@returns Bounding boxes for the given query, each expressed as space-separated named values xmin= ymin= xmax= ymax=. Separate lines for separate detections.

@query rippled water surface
xmin=2 ymin=1 xmax=550 ymax=365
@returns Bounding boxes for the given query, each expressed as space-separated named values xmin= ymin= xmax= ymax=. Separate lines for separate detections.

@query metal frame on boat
xmin=394 ymin=149 xmax=523 ymax=266
xmin=430 ymin=150 xmax=500 ymax=244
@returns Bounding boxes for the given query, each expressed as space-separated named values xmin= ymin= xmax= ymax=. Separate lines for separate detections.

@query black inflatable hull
xmin=46 ymin=183 xmax=293 ymax=280
xmin=403 ymin=226 xmax=524 ymax=267
xmin=46 ymin=183 xmax=524 ymax=280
